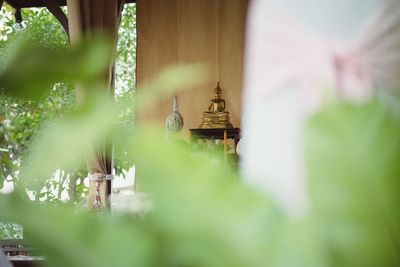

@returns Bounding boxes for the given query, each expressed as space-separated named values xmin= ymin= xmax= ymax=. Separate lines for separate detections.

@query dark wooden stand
xmin=189 ymin=127 xmax=241 ymax=154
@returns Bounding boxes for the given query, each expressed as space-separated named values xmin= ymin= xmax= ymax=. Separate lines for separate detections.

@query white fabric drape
xmin=242 ymin=0 xmax=400 ymax=217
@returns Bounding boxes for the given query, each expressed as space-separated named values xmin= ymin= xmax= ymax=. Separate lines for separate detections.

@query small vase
xmin=165 ymin=95 xmax=184 ymax=134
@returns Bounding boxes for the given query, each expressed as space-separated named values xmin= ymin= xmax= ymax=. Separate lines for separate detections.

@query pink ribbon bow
xmin=245 ymin=1 xmax=400 ymax=113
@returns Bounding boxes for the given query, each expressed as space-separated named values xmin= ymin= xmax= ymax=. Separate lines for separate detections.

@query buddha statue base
xmin=199 ymin=112 xmax=233 ymax=129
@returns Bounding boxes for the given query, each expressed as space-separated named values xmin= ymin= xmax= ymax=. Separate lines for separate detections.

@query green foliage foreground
xmin=0 ymin=37 xmax=399 ymax=267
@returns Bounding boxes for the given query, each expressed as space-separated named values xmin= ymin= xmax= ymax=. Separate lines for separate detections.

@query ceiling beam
xmin=42 ymin=0 xmax=69 ymax=37
xmin=5 ymin=0 xmax=64 ymax=8
xmin=5 ymin=0 xmax=135 ymax=8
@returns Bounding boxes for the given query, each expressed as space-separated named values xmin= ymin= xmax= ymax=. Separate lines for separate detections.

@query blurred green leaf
xmin=305 ymin=99 xmax=400 ymax=267
xmin=1 ymin=129 xmax=287 ymax=267
xmin=21 ymin=91 xmax=117 ymax=187
xmin=0 ymin=36 xmax=111 ymax=100
xmin=122 ymin=130 xmax=312 ymax=267
xmin=0 ymin=192 xmax=156 ymax=267
xmin=136 ymin=64 xmax=209 ymax=111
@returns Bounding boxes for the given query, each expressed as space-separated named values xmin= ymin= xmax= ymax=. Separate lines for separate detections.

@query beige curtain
xmin=67 ymin=0 xmax=120 ymax=211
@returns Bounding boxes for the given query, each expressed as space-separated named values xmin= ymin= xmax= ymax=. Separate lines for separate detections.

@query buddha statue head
xmin=214 ymin=82 xmax=222 ymax=98
xmin=208 ymin=82 xmax=226 ymax=113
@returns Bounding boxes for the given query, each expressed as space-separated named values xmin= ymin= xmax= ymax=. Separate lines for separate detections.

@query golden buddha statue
xmin=200 ymin=82 xmax=233 ymax=128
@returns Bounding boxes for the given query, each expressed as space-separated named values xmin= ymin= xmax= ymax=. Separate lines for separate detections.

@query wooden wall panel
xmin=219 ymin=0 xmax=248 ymax=127
xmin=136 ymin=0 xmax=178 ymax=125
xmin=137 ymin=0 xmax=248 ymax=136
xmin=176 ymin=0 xmax=218 ymax=130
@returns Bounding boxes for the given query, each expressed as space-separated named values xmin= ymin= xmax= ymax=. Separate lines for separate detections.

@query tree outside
xmin=0 ymin=4 xmax=136 ymax=211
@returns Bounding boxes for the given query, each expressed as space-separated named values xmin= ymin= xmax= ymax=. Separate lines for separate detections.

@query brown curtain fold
xmin=67 ymin=0 xmax=120 ymax=211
